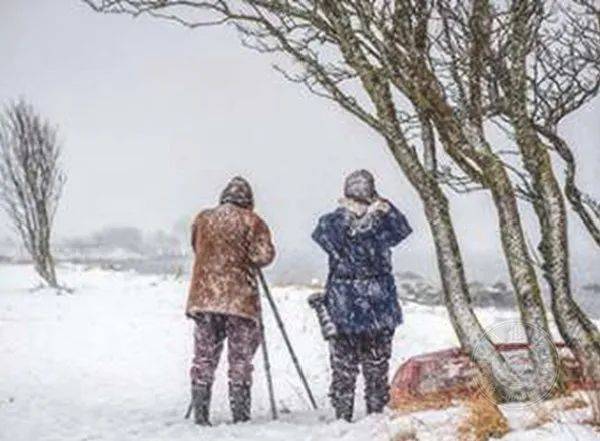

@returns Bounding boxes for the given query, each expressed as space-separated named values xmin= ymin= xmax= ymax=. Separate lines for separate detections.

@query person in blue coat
xmin=312 ymin=169 xmax=412 ymax=421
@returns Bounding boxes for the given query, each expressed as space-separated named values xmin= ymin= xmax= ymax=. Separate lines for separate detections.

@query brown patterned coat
xmin=186 ymin=203 xmax=275 ymax=322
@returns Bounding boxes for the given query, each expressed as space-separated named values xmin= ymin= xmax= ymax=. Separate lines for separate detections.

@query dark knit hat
xmin=344 ymin=169 xmax=377 ymax=203
xmin=220 ymin=176 xmax=254 ymax=209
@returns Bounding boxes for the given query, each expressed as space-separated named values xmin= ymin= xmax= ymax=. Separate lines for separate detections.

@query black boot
xmin=229 ymin=382 xmax=251 ymax=423
xmin=191 ymin=383 xmax=212 ymax=426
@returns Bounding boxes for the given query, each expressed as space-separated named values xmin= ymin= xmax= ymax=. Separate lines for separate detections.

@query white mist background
xmin=0 ymin=0 xmax=599 ymax=287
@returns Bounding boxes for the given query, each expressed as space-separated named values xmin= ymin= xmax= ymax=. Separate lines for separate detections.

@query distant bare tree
xmin=0 ymin=100 xmax=65 ymax=288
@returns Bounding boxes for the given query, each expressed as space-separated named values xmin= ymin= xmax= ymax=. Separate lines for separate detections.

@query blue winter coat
xmin=312 ymin=200 xmax=412 ymax=335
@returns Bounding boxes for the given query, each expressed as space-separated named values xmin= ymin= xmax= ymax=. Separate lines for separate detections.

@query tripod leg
xmin=258 ymin=299 xmax=278 ymax=420
xmin=258 ymin=270 xmax=319 ymax=410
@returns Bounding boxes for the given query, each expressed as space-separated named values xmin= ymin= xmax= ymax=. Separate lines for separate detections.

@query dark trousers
xmin=329 ymin=330 xmax=394 ymax=418
xmin=190 ymin=312 xmax=261 ymax=387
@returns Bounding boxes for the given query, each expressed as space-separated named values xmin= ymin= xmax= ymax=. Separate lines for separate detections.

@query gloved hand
xmin=367 ymin=198 xmax=390 ymax=215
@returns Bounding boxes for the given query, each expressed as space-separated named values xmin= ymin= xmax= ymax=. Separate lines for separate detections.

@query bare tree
xmin=432 ymin=0 xmax=600 ymax=397
xmin=495 ymin=0 xmax=600 ymax=416
xmin=0 ymin=100 xmax=65 ymax=288
xmin=384 ymin=0 xmax=560 ymax=396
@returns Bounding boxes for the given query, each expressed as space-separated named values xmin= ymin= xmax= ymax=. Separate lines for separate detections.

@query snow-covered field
xmin=1 ymin=264 xmax=598 ymax=441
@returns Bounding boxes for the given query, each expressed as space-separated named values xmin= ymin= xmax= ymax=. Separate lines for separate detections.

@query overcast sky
xmin=1 ymin=0 xmax=599 ymax=284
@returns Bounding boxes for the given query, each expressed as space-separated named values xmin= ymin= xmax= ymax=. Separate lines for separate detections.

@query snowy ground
xmin=1 ymin=264 xmax=598 ymax=441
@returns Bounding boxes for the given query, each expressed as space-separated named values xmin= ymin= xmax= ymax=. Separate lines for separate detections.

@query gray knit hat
xmin=344 ymin=169 xmax=377 ymax=203
xmin=220 ymin=176 xmax=254 ymax=209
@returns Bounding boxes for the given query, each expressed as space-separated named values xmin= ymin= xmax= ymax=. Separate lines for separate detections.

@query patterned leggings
xmin=190 ymin=312 xmax=261 ymax=386
xmin=329 ymin=330 xmax=394 ymax=416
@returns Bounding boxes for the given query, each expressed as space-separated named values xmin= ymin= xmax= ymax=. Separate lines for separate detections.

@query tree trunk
xmin=479 ymin=155 xmax=559 ymax=395
xmin=395 ymin=70 xmax=558 ymax=394
xmin=507 ymin=0 xmax=600 ymax=394
xmin=383 ymin=136 xmax=534 ymax=401
xmin=513 ymin=128 xmax=600 ymax=395
xmin=424 ymin=95 xmax=560 ymax=397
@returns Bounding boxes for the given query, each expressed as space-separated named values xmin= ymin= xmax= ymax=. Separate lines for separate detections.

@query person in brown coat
xmin=186 ymin=176 xmax=275 ymax=426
